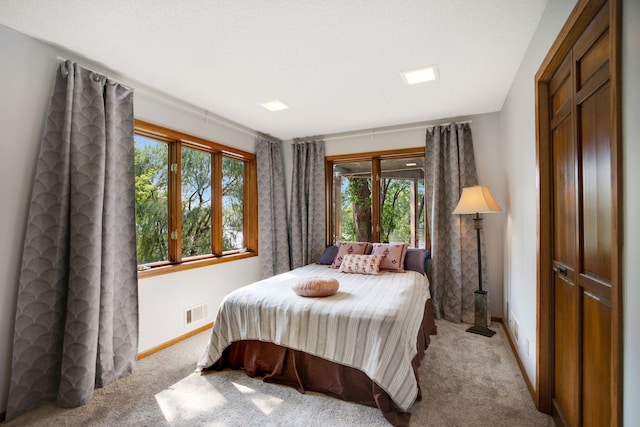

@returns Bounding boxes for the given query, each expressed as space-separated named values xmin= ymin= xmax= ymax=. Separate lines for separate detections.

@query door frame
xmin=535 ymin=0 xmax=622 ymax=424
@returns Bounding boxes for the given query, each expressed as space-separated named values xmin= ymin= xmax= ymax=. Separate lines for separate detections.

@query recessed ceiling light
xmin=402 ymin=66 xmax=439 ymax=85
xmin=261 ymin=100 xmax=289 ymax=111
xmin=405 ymin=162 xmax=418 ymax=167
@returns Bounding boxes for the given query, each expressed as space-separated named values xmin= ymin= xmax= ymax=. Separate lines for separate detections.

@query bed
xmin=196 ymin=247 xmax=436 ymax=426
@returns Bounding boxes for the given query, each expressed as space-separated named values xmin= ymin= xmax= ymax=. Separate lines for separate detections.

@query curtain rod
xmin=425 ymin=120 xmax=472 ymax=129
xmin=293 ymin=135 xmax=324 ymax=144
xmin=321 ymin=119 xmax=473 ymax=142
xmin=257 ymin=132 xmax=282 ymax=143
xmin=55 ymin=56 xmax=258 ymax=139
xmin=55 ymin=57 xmax=132 ymax=89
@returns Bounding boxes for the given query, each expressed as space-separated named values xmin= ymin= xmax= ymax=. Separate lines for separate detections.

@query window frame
xmin=135 ymin=120 xmax=257 ymax=278
xmin=325 ymin=147 xmax=429 ymax=250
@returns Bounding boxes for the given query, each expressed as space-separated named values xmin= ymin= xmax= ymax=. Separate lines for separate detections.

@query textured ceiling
xmin=0 ymin=0 xmax=547 ymax=140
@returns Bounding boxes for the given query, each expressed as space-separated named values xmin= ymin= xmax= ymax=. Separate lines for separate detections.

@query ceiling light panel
xmin=261 ymin=100 xmax=289 ymax=111
xmin=402 ymin=66 xmax=439 ymax=85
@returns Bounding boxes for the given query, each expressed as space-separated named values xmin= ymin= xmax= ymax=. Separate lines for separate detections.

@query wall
xmin=0 ymin=24 xmax=262 ymax=414
xmin=500 ymin=4 xmax=640 ymax=425
xmin=500 ymin=0 xmax=577 ymax=388
xmin=282 ymin=112 xmax=506 ymax=318
xmin=622 ymin=0 xmax=640 ymax=422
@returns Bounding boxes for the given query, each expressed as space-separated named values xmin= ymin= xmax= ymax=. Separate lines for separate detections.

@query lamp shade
xmin=453 ymin=186 xmax=501 ymax=215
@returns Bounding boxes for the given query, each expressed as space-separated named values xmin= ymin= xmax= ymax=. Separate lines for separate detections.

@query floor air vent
xmin=185 ymin=303 xmax=209 ymax=326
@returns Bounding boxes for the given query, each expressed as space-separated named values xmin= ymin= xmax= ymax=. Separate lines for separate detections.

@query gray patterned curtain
xmin=7 ymin=61 xmax=138 ymax=419
xmin=256 ymin=136 xmax=290 ymax=278
xmin=425 ymin=123 xmax=487 ymax=323
xmin=289 ymin=140 xmax=326 ymax=269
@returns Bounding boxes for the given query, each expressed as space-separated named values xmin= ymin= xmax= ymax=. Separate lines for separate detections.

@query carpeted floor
xmin=3 ymin=320 xmax=553 ymax=427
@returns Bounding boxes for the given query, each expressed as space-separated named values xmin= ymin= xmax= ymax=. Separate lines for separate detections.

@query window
xmin=327 ymin=148 xmax=427 ymax=249
xmin=134 ymin=120 xmax=257 ymax=276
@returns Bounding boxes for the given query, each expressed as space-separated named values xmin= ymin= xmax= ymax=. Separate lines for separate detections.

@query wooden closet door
xmin=550 ymin=51 xmax=579 ymax=426
xmin=543 ymin=1 xmax=617 ymax=426
xmin=575 ymin=6 xmax=613 ymax=425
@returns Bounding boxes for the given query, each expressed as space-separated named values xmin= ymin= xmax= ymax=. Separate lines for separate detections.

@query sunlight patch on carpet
xmin=232 ymin=381 xmax=255 ymax=394
xmin=155 ymin=373 xmax=228 ymax=422
xmin=251 ymin=394 xmax=284 ymax=415
xmin=232 ymin=380 xmax=283 ymax=415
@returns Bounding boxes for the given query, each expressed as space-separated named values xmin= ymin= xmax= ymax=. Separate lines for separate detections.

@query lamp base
xmin=466 ymin=325 xmax=496 ymax=337
xmin=468 ymin=289 xmax=495 ymax=337
xmin=473 ymin=289 xmax=489 ymax=327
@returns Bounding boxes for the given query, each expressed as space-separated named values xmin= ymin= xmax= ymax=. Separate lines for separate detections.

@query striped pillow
xmin=339 ymin=254 xmax=385 ymax=275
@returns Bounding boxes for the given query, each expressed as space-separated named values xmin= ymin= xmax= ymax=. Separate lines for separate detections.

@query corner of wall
xmin=622 ymin=0 xmax=640 ymax=423
xmin=499 ymin=0 xmax=577 ymax=389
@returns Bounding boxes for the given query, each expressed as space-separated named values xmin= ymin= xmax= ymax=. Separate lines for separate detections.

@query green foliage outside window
xmin=135 ymin=137 xmax=168 ymax=264
xmin=380 ymin=178 xmax=411 ymax=243
xmin=181 ymin=147 xmax=212 ymax=258
xmin=333 ymin=156 xmax=425 ymax=247
xmin=340 ymin=177 xmax=418 ymax=243
xmin=134 ymin=136 xmax=246 ymax=265
xmin=222 ymin=157 xmax=244 ymax=251
xmin=345 ymin=178 xmax=372 ymax=242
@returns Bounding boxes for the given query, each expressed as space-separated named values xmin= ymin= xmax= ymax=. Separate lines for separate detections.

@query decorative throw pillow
xmin=404 ymin=248 xmax=430 ymax=275
xmin=317 ymin=245 xmax=339 ymax=265
xmin=339 ymin=254 xmax=385 ymax=275
xmin=371 ymin=243 xmax=409 ymax=272
xmin=331 ymin=241 xmax=372 ymax=268
xmin=291 ymin=276 xmax=340 ymax=297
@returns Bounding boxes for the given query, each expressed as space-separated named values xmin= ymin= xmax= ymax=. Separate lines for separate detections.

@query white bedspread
xmin=197 ymin=264 xmax=431 ymax=411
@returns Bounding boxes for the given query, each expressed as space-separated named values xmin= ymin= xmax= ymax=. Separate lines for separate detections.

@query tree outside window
xmin=329 ymin=151 xmax=426 ymax=248
xmin=133 ymin=120 xmax=256 ymax=273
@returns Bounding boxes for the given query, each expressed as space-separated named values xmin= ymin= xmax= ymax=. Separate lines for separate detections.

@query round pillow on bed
xmin=291 ymin=276 xmax=339 ymax=297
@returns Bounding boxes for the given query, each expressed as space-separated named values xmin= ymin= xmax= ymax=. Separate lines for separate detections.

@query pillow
xmin=339 ymin=254 xmax=385 ymax=275
xmin=317 ymin=245 xmax=339 ymax=265
xmin=404 ymin=248 xmax=430 ymax=275
xmin=370 ymin=243 xmax=409 ymax=272
xmin=291 ymin=276 xmax=339 ymax=297
xmin=331 ymin=241 xmax=372 ymax=268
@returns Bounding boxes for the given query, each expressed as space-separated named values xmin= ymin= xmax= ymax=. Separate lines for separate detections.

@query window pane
xmin=332 ymin=161 xmax=372 ymax=243
xmin=222 ymin=157 xmax=244 ymax=251
xmin=380 ymin=157 xmax=425 ymax=247
xmin=181 ymin=147 xmax=212 ymax=257
xmin=135 ymin=135 xmax=169 ymax=264
xmin=417 ymin=179 xmax=426 ymax=248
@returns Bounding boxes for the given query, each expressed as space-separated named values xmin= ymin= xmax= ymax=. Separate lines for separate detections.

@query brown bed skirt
xmin=202 ymin=298 xmax=437 ymax=427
